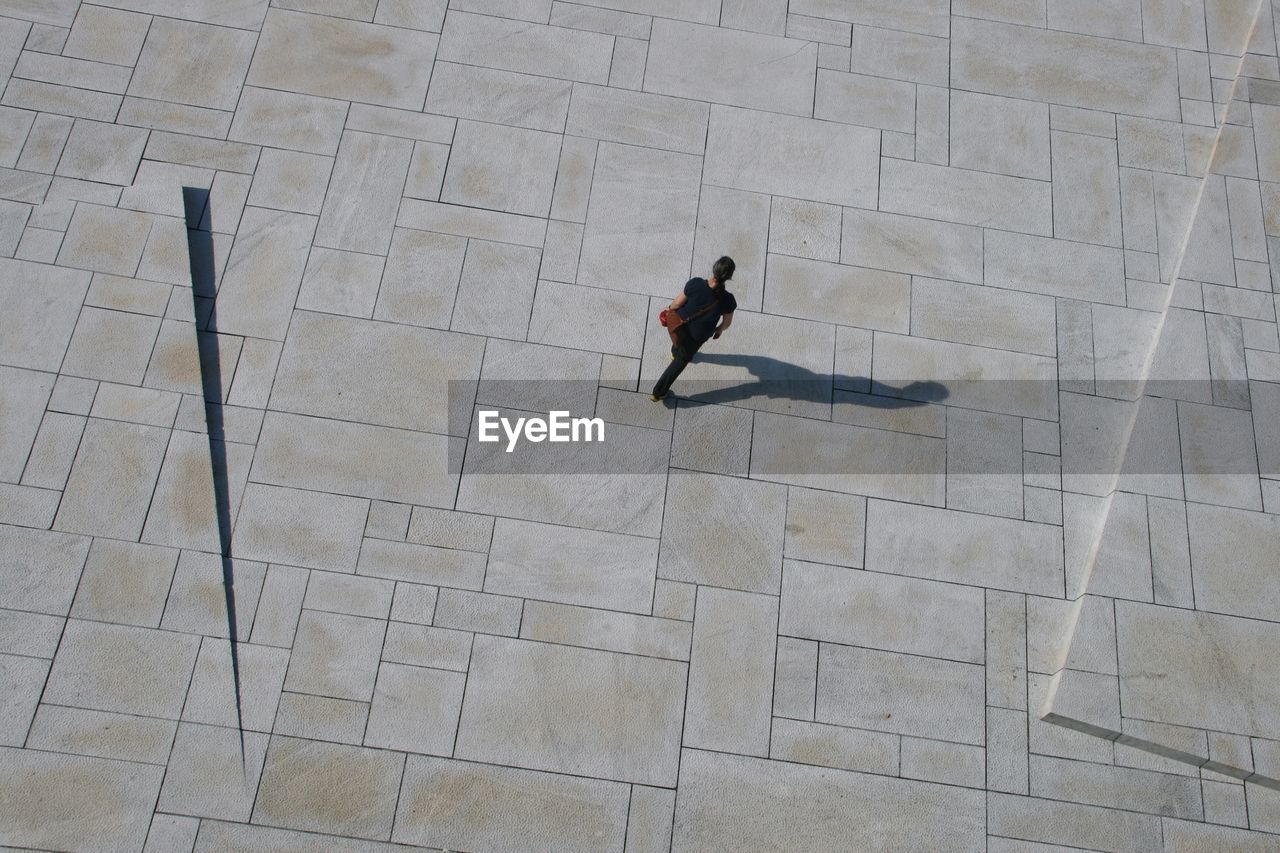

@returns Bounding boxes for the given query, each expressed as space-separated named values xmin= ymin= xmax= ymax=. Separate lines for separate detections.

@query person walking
xmin=651 ymin=256 xmax=737 ymax=401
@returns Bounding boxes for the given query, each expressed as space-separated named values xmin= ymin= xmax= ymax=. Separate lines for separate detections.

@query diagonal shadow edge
xmin=183 ymin=186 xmax=245 ymax=762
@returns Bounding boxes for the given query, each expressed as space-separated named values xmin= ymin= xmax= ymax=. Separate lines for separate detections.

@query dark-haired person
xmin=651 ymin=256 xmax=737 ymax=401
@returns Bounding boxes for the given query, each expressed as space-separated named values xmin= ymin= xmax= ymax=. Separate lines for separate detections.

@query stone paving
xmin=0 ymin=0 xmax=1279 ymax=850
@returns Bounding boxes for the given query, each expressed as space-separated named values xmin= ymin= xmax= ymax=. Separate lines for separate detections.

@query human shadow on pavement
xmin=183 ymin=186 xmax=245 ymax=759
xmin=676 ymin=352 xmax=950 ymax=409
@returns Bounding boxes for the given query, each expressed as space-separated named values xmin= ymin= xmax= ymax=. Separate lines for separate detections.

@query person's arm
xmin=712 ymin=311 xmax=733 ymax=339
xmin=669 ymin=292 xmax=689 ymax=311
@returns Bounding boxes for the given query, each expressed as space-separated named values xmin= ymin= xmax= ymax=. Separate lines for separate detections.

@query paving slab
xmin=673 ymin=749 xmax=984 ymax=851
xmin=249 ymin=9 xmax=437 ymax=110
xmin=394 ymin=755 xmax=629 ymax=852
xmin=456 ymin=635 xmax=685 ymax=785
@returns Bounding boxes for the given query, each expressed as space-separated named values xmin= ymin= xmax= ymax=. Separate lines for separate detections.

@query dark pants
xmin=652 ymin=326 xmax=704 ymax=397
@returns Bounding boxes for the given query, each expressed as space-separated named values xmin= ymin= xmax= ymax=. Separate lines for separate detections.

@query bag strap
xmin=678 ymin=288 xmax=723 ymax=324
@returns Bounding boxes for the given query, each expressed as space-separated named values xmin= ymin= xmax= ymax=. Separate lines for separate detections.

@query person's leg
xmin=652 ymin=329 xmax=700 ymax=398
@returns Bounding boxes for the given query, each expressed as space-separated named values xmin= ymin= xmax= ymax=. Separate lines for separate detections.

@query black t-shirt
xmin=677 ymin=277 xmax=736 ymax=343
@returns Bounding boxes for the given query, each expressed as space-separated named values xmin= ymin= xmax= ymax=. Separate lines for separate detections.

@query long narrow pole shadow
xmin=182 ymin=186 xmax=244 ymax=758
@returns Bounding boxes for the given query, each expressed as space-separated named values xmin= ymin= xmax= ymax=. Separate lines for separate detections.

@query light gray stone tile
xmin=1174 ymin=174 xmax=1236 ymax=286
xmin=315 ymin=130 xmax=412 ymax=255
xmin=438 ymin=10 xmax=611 ymax=83
xmin=847 ymin=22 xmax=948 ymax=85
xmin=988 ymin=706 xmax=1030 ymax=794
xmin=529 ymin=276 xmax=648 ymax=354
xmin=57 ymin=202 xmax=152 ymax=276
xmin=1052 ymin=130 xmax=1122 ymax=247
xmin=303 ymin=570 xmax=393 ymax=620
xmin=441 ymin=120 xmax=560 ymax=218
xmin=2 ymin=78 xmax=121 ymax=122
xmin=393 ymin=755 xmax=629 ymax=852
xmin=770 ymin=716 xmax=899 ymax=774
xmin=568 ymin=82 xmax=707 ymax=155
xmin=669 ymin=399 xmax=752 ymax=477
xmin=550 ymin=1 xmax=652 ymax=38
xmin=248 ymin=9 xmax=437 ymax=109
xmin=382 ymin=623 xmax=469 ymax=671
xmin=347 ymin=103 xmax=454 ymax=144
xmin=271 ymin=310 xmax=484 ymax=434
xmin=297 ymin=247 xmax=383 ymax=318
xmin=273 ymin=692 xmax=369 ymax=745
xmin=1051 ymin=104 xmax=1116 ymax=138
xmin=0 ymin=526 xmax=88 ymax=618
xmin=873 ymin=331 xmax=1058 ymax=420
xmin=27 ymin=704 xmax=175 ymax=765
xmin=451 ymin=238 xmax=542 ymax=339
xmin=579 ymin=141 xmax=701 ymax=297
xmin=142 ymin=428 xmax=252 ymax=552
xmin=128 ymin=18 xmax=255 ymax=112
xmin=1188 ymin=503 xmax=1280 ymax=621
xmin=45 ymin=620 xmax=199 ymax=718
xmin=182 ymin=637 xmax=287 ymax=733
xmin=286 ymin=609 xmax=386 ymax=701
xmin=880 ymin=158 xmax=1052 ymax=235
xmin=691 ymin=185 xmax=769 ymax=312
xmin=794 ymin=0 xmax=947 ymax=35
xmin=772 ymin=635 xmax=817 ymax=721
xmin=210 ymin=206 xmax=315 ymax=340
xmin=764 ymin=253 xmax=909 ymax=332
xmin=403 ymin=139 xmax=448 ymax=201
xmin=950 ymin=90 xmax=1050 ymax=180
xmin=363 ymin=501 xmax=414 ymax=542
xmin=659 ymin=471 xmax=786 ymax=594
xmin=426 ymin=61 xmax=569 ymax=133
xmin=365 ymin=662 xmax=465 ymax=754
xmin=0 ymin=747 xmax=164 ymax=852
xmin=228 ymin=86 xmax=347 ymax=157
xmin=947 ymin=407 xmax=1024 ymax=518
xmin=985 ymin=230 xmax=1126 ymax=304
xmin=901 ymin=737 xmax=985 ymax=788
xmin=685 ymin=586 xmax=775 ymax=756
xmin=56 ymin=119 xmax=147 ymax=186
xmin=549 ymin=134 xmax=596 ymax=223
xmin=62 ymin=4 xmax=148 ymax=65
xmin=1118 ymin=601 xmax=1280 ymax=737
xmin=1148 ymin=495 xmax=1193 ymax=607
xmin=1030 ymin=754 xmax=1202 ymax=819
xmin=645 ymin=18 xmax=815 ymax=115
xmin=814 ymin=69 xmax=914 ymax=134
xmin=705 ymin=104 xmax=878 ymax=209
xmin=456 ymin=635 xmax=685 ymax=785
xmin=432 ymin=588 xmax=521 ymax=635
xmin=55 ymin=418 xmax=168 ymax=540
xmin=988 ymin=792 xmax=1160 ymax=852
xmin=253 ymin=737 xmax=404 ymax=840
xmin=786 ymin=11 xmax=850 ymax=44
xmin=521 ymin=600 xmax=690 ymax=660
xmin=61 ymin=305 xmax=161 ymax=384
xmin=373 ymin=226 xmax=465 ymax=327
xmin=750 ymin=408 xmax=947 ymax=504
xmin=1178 ymin=400 xmax=1262 ymax=510
xmin=768 ymin=196 xmax=841 ymax=263
xmin=865 ymin=499 xmax=1064 ymax=595
xmin=14 ymin=50 xmax=133 ymax=95
xmin=247 ymin=148 xmax=331 ymax=215
xmin=817 ymin=642 xmax=984 ymax=744
xmin=912 ymin=277 xmax=1056 ymax=356
xmin=1161 ymin=819 xmax=1280 ymax=852
xmin=244 ymin=564 xmax=307 ymax=648
xmin=144 ymin=814 xmax=198 ymax=853
xmin=953 ymin=17 xmax=1180 ymax=119
xmin=625 ymin=786 xmax=675 ymax=853
xmin=234 ymin=483 xmax=367 ymax=573
xmin=375 ymin=0 xmax=447 ymax=29
xmin=253 ymin=411 xmax=457 ymax=508
xmin=0 ymin=367 xmax=53 ymax=484
xmin=783 ymin=486 xmax=865 ymax=568
xmin=15 ymin=110 xmax=70 ymax=173
xmin=387 ymin=583 xmax=438 ymax=625
xmin=842 ymin=208 xmax=983 ymax=282
xmin=19 ymin=410 xmax=82 ymax=490
xmin=783 ymin=560 xmax=985 ymax=663
xmin=486 ymin=517 xmax=657 ymax=611
xmin=673 ymin=748 xmax=984 ymax=850
xmin=406 ymin=506 xmax=493 ymax=552
xmin=70 ymin=539 xmax=177 ymax=628
xmin=607 ymin=35 xmax=646 ymax=89
xmin=117 ymin=97 xmax=233 ymax=138
xmin=158 ymin=722 xmax=268 ymax=822
xmin=0 ymin=652 xmax=45 ymax=746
